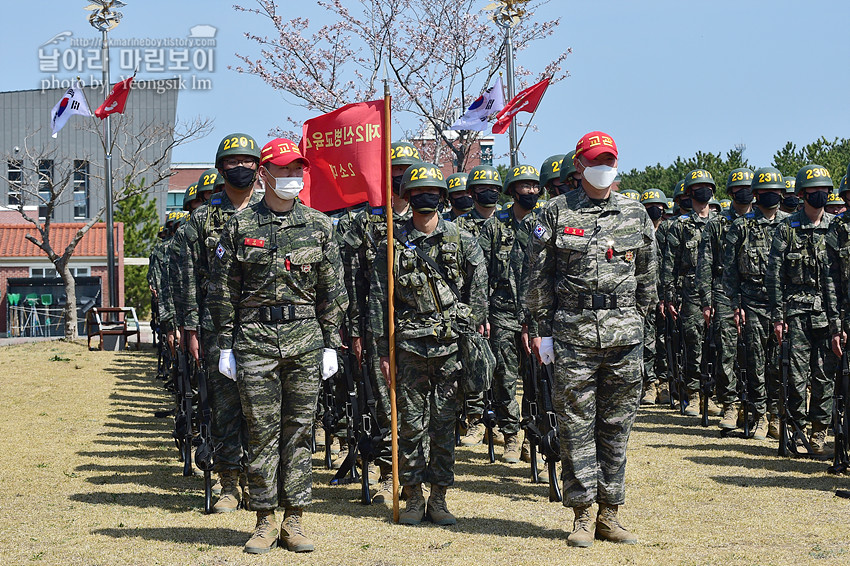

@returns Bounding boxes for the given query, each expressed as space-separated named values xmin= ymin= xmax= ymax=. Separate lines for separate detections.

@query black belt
xmin=239 ymin=304 xmax=315 ymax=323
xmin=562 ymin=293 xmax=636 ymax=311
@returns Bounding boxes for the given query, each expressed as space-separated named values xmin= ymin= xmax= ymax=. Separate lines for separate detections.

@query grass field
xmin=0 ymin=340 xmax=848 ymax=566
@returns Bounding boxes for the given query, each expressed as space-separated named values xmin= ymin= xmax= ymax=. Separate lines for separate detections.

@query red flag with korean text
xmin=94 ymin=76 xmax=134 ymax=120
xmin=491 ymin=77 xmax=550 ymax=135
xmin=299 ymin=100 xmax=386 ymax=212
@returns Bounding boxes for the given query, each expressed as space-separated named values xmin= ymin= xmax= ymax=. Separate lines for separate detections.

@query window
xmin=38 ymin=159 xmax=53 ymax=220
xmin=166 ymin=191 xmax=184 ymax=212
xmin=73 ymin=160 xmax=89 ymax=219
xmin=30 ymin=266 xmax=89 ymax=278
xmin=7 ymin=160 xmax=22 ymax=206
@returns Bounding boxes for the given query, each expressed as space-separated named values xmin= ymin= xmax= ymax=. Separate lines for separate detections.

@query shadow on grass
xmin=71 ymin=490 xmax=207 ymax=513
xmin=92 ymin=526 xmax=246 ymax=546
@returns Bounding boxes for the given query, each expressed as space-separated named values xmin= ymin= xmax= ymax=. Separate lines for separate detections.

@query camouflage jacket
xmin=166 ymin=223 xmax=191 ymax=328
xmin=209 ymin=199 xmax=347 ymax=357
xmin=479 ymin=204 xmax=537 ymax=331
xmin=340 ymin=205 xmax=412 ymax=339
xmin=453 ymin=207 xmax=493 ymax=238
xmin=722 ymin=208 xmax=789 ymax=311
xmin=368 ymin=216 xmax=487 ymax=358
xmin=661 ymin=210 xmax=716 ymax=303
xmin=696 ymin=208 xmax=748 ymax=309
xmin=525 ymin=190 xmax=658 ymax=348
xmin=184 ymin=190 xmax=262 ymax=332
xmin=765 ymin=209 xmax=838 ymax=331
xmin=826 ymin=212 xmax=850 ymax=330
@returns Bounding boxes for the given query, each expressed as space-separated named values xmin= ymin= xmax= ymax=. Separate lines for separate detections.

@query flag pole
xmin=383 ymin=76 xmax=400 ymax=524
xmin=515 ymin=78 xmax=550 ymax=152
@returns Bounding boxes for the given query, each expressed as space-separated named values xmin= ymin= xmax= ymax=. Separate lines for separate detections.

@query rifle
xmin=355 ymin=350 xmax=387 ymax=504
xmin=455 ymin=396 xmax=468 ymax=447
xmin=539 ymin=363 xmax=563 ymax=502
xmin=675 ymin=311 xmax=688 ymax=415
xmin=173 ymin=345 xmax=194 ymax=477
xmin=700 ymin=318 xmax=717 ymax=427
xmin=480 ymin=387 xmax=498 ymax=464
xmin=521 ymin=352 xmax=543 ymax=483
xmin=193 ymin=354 xmax=216 ymax=513
xmin=330 ymin=351 xmax=360 ymax=484
xmin=736 ymin=314 xmax=750 ymax=437
xmin=320 ymin=374 xmax=339 ymax=470
xmin=778 ymin=310 xmax=812 ymax=457
xmin=664 ymin=309 xmax=678 ymax=411
xmin=828 ymin=342 xmax=850 ymax=474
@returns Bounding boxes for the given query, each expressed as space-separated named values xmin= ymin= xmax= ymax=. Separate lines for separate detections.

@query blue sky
xmin=3 ymin=1 xmax=848 ymax=177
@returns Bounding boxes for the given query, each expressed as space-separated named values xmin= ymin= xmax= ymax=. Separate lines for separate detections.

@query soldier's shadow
xmin=92 ymin=526 xmax=246 ymax=547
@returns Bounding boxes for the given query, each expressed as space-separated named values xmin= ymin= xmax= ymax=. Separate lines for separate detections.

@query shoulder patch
xmin=215 ymin=243 xmax=225 ymax=259
xmin=533 ymin=223 xmax=547 ymax=239
xmin=680 ymin=214 xmax=689 ymax=219
xmin=371 ymin=207 xmax=385 ymax=216
xmin=790 ymin=221 xmax=801 ymax=228
xmin=497 ymin=210 xmax=510 ymax=220
xmin=210 ymin=198 xmax=222 ymax=206
xmin=745 ymin=212 xmax=755 ymax=219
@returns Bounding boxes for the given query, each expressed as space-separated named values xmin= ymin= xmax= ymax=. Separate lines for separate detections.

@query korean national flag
xmin=50 ymin=79 xmax=92 ymax=138
xmin=449 ymin=77 xmax=506 ymax=131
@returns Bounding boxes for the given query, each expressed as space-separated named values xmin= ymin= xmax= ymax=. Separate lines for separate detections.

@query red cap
xmin=575 ymin=131 xmax=618 ymax=161
xmin=261 ymin=138 xmax=309 ymax=168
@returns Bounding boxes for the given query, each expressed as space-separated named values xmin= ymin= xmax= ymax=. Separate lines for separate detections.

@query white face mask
xmin=582 ymin=164 xmax=618 ymax=190
xmin=270 ymin=176 xmax=303 ymax=200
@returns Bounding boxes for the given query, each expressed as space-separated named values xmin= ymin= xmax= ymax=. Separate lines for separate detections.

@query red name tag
xmin=563 ymin=227 xmax=585 ymax=236
xmin=244 ymin=238 xmax=265 ymax=248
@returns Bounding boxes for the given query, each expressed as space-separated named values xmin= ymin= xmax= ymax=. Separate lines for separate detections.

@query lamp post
xmin=491 ymin=1 xmax=528 ymax=168
xmin=85 ymin=0 xmax=124 ymax=307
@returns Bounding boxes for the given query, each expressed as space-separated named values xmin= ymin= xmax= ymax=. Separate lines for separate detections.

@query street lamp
xmin=84 ymin=0 xmax=125 ymax=307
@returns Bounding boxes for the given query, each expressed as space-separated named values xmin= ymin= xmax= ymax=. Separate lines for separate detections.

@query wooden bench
xmin=86 ymin=307 xmax=141 ymax=350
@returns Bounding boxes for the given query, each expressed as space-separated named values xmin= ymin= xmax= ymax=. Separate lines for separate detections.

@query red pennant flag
xmin=492 ymin=78 xmax=550 ymax=135
xmin=95 ymin=77 xmax=134 ymax=120
xmin=299 ymin=100 xmax=387 ymax=212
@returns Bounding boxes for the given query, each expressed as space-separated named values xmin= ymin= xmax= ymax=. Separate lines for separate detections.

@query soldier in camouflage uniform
xmin=210 ymin=139 xmax=346 ymax=554
xmin=527 ymin=132 xmax=657 ymax=547
xmin=339 ymin=142 xmax=418 ymax=504
xmin=454 ymin=164 xmax=501 ymax=238
xmin=184 ymin=134 xmax=264 ymax=514
xmin=369 ymin=163 xmax=487 ymax=526
xmin=662 ymin=169 xmax=718 ymax=419
xmin=539 ymin=154 xmax=567 ymax=197
xmin=723 ymin=167 xmax=790 ymax=439
xmin=766 ymin=164 xmax=839 ymax=455
xmin=826 ymin=186 xmax=846 ymax=216
xmin=639 ymin=189 xmax=668 ymax=405
xmin=781 ymin=176 xmax=800 ymax=214
xmin=443 ymin=172 xmax=473 ymax=220
xmin=477 ymin=164 xmax=542 ymax=463
xmin=557 ymin=151 xmax=582 ymax=196
xmin=696 ymin=168 xmax=754 ymax=428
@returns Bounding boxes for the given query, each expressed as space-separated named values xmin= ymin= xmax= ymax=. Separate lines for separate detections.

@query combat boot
xmin=752 ymin=413 xmax=768 ymax=440
xmin=503 ymin=432 xmax=521 ymax=464
xmin=566 ymin=505 xmax=594 ymax=548
xmin=641 ymin=382 xmax=658 ymax=405
xmin=719 ymin=404 xmax=738 ymax=430
xmin=399 ymin=484 xmax=426 ymax=525
xmin=331 ymin=444 xmax=349 ymax=469
xmin=520 ymin=433 xmax=531 ymax=463
xmin=684 ymin=390 xmax=700 ymax=417
xmin=767 ymin=413 xmax=780 ymax=440
xmin=314 ymin=425 xmax=326 ymax=448
xmin=372 ymin=476 xmax=395 ymax=509
xmin=595 ymin=503 xmax=637 ymax=544
xmin=460 ymin=420 xmax=485 ymax=447
xmin=244 ymin=510 xmax=278 ymax=554
xmin=213 ymin=469 xmax=241 ymax=513
xmin=280 ymin=508 xmax=314 ymax=552
xmin=657 ymin=382 xmax=671 ymax=405
xmin=427 ymin=484 xmax=457 ymax=526
xmin=706 ymin=396 xmax=722 ymax=417
xmin=810 ymin=423 xmax=828 ymax=455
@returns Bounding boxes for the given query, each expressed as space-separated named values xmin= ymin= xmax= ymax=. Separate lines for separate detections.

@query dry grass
xmin=0 ymin=340 xmax=848 ymax=566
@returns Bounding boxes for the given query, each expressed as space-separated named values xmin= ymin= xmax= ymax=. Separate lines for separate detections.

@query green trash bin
xmin=41 ymin=294 xmax=53 ymax=332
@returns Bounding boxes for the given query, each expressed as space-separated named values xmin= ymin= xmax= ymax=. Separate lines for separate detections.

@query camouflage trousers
xmin=785 ymin=316 xmax=835 ymax=430
xmin=237 ymin=347 xmax=322 ymax=510
xmin=396 ymin=348 xmax=461 ymax=487
xmin=553 ymin=339 xmax=642 ymax=507
xmin=680 ymin=295 xmax=704 ymax=393
xmin=467 ymin=323 xmax=522 ymax=435
xmin=643 ymin=309 xmax=658 ymax=387
xmin=655 ymin=306 xmax=669 ymax=383
xmin=714 ymin=304 xmax=738 ymax=407
xmin=366 ymin=332 xmax=393 ymax=474
xmin=741 ymin=305 xmax=780 ymax=416
xmin=202 ymin=329 xmax=247 ymax=472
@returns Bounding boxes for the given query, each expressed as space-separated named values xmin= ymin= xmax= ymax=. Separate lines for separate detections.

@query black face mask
xmin=646 ymin=206 xmax=664 ymax=221
xmin=514 ymin=192 xmax=539 ymax=210
xmin=805 ymin=190 xmax=829 ymax=209
xmin=409 ymin=193 xmax=441 ymax=213
xmin=679 ymin=197 xmax=693 ymax=211
xmin=473 ymin=188 xmax=500 ymax=207
xmin=223 ymin=166 xmax=256 ymax=189
xmin=756 ymin=192 xmax=781 ymax=209
xmin=732 ymin=187 xmax=754 ymax=204
xmin=691 ymin=186 xmax=713 ymax=203
xmin=450 ymin=195 xmax=474 ymax=212
xmin=392 ymin=175 xmax=404 ymax=195
xmin=783 ymin=195 xmax=800 ymax=209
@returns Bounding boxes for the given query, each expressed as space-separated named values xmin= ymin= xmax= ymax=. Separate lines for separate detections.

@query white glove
xmin=321 ymin=348 xmax=339 ymax=380
xmin=218 ymin=349 xmax=237 ymax=381
xmin=539 ymin=337 xmax=555 ymax=365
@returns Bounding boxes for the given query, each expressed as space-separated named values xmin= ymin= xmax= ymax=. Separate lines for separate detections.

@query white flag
xmin=449 ymin=77 xmax=506 ymax=131
xmin=50 ymin=80 xmax=92 ymax=138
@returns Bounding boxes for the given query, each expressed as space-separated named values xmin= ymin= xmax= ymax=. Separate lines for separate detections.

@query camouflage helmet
xmin=672 ymin=179 xmax=686 ymax=200
xmin=558 ymin=151 xmax=578 ymax=182
xmin=719 ymin=199 xmax=731 ymax=210
xmin=197 ymin=168 xmax=224 ymax=194
xmin=783 ymin=175 xmax=796 ymax=194
xmin=826 ymin=189 xmax=843 ymax=205
xmin=708 ymin=197 xmax=722 ymax=210
xmin=399 ymin=162 xmax=447 ymax=198
xmin=182 ymin=183 xmax=200 ymax=211
xmin=840 ymin=175 xmax=850 ymax=196
xmin=467 ymin=165 xmax=502 ymax=190
xmin=173 ymin=211 xmax=190 ymax=229
xmin=640 ymin=189 xmax=667 ymax=206
xmin=391 ymin=142 xmax=421 ymax=166
xmin=751 ymin=167 xmax=785 ymax=191
xmin=727 ymin=168 xmax=755 ymax=190
xmin=503 ymin=164 xmax=540 ymax=194
xmin=215 ymin=133 xmax=261 ymax=168
xmin=446 ymin=172 xmax=469 ymax=195
xmin=539 ymin=154 xmax=566 ymax=188
xmin=683 ymin=169 xmax=716 ymax=191
xmin=620 ymin=188 xmax=641 ymax=201
xmin=795 ymin=164 xmax=833 ymax=193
